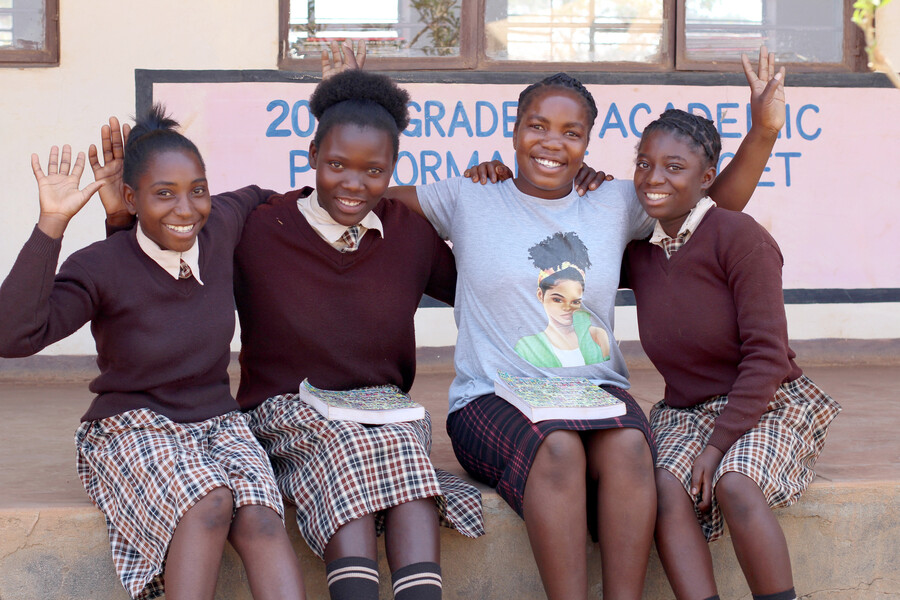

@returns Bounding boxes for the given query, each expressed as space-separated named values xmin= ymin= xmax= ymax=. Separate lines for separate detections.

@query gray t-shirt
xmin=417 ymin=177 xmax=654 ymax=414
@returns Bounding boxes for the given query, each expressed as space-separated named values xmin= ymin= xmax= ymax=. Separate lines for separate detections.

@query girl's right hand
xmin=321 ymin=39 xmax=366 ymax=78
xmin=573 ymin=164 xmax=613 ymax=196
xmin=88 ymin=116 xmax=132 ymax=226
xmin=34 ymin=145 xmax=105 ymax=239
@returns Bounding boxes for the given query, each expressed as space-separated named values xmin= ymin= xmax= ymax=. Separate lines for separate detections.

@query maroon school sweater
xmin=0 ymin=187 xmax=270 ymax=423
xmin=233 ymin=187 xmax=457 ymax=410
xmin=622 ymin=207 xmax=803 ymax=452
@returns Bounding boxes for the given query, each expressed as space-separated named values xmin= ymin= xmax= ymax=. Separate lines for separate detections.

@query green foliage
xmin=852 ymin=0 xmax=900 ymax=88
xmin=853 ymin=0 xmax=894 ymax=28
xmin=408 ymin=0 xmax=460 ymax=56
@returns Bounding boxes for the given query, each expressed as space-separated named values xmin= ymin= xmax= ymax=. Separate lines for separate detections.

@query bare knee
xmin=655 ymin=469 xmax=689 ymax=512
xmin=188 ymin=487 xmax=235 ymax=532
xmin=531 ymin=430 xmax=586 ymax=485
xmin=231 ymin=505 xmax=286 ymax=541
xmin=715 ymin=472 xmax=768 ymax=523
xmin=588 ymin=428 xmax=653 ymax=482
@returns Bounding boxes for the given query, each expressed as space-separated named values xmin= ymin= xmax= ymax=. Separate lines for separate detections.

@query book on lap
xmin=298 ymin=378 xmax=425 ymax=424
xmin=493 ymin=371 xmax=626 ymax=423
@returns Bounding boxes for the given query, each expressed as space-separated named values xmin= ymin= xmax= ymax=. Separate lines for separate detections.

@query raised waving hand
xmin=88 ymin=116 xmax=132 ymax=226
xmin=34 ymin=145 xmax=105 ymax=239
xmin=742 ymin=45 xmax=786 ymax=137
xmin=321 ymin=39 xmax=366 ymax=79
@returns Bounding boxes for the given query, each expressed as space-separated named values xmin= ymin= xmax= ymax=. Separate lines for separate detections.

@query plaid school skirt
xmin=74 ymin=408 xmax=284 ymax=600
xmin=248 ymin=394 xmax=485 ymax=558
xmin=446 ymin=386 xmax=655 ymax=518
xmin=650 ymin=375 xmax=841 ymax=542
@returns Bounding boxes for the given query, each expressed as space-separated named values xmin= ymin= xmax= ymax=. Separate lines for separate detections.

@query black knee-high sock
xmin=391 ymin=561 xmax=442 ymax=600
xmin=702 ymin=596 xmax=721 ymax=600
xmin=753 ymin=589 xmax=797 ymax=600
xmin=326 ymin=556 xmax=379 ymax=600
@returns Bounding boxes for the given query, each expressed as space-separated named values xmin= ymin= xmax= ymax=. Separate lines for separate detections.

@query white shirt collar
xmin=135 ymin=225 xmax=204 ymax=284
xmin=649 ymin=196 xmax=716 ymax=245
xmin=297 ymin=190 xmax=384 ymax=245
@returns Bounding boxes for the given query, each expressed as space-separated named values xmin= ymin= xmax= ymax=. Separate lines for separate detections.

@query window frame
xmin=278 ymin=0 xmax=865 ymax=73
xmin=674 ymin=0 xmax=866 ymax=73
xmin=0 ymin=0 xmax=59 ymax=67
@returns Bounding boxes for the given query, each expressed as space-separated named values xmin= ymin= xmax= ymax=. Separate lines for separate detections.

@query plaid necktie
xmin=178 ymin=259 xmax=193 ymax=279
xmin=340 ymin=225 xmax=361 ymax=252
xmin=660 ymin=234 xmax=688 ymax=258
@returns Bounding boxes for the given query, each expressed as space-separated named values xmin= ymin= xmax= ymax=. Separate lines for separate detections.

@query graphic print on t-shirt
xmin=514 ymin=231 xmax=612 ymax=368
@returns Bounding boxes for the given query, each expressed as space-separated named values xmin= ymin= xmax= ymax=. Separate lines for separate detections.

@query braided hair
xmin=641 ymin=109 xmax=721 ymax=167
xmin=528 ymin=231 xmax=592 ymax=292
xmin=310 ymin=70 xmax=411 ymax=161
xmin=123 ymin=104 xmax=205 ymax=188
xmin=516 ymin=73 xmax=599 ymax=134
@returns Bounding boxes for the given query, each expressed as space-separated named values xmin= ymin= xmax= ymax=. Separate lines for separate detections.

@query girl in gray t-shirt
xmin=387 ymin=49 xmax=786 ymax=600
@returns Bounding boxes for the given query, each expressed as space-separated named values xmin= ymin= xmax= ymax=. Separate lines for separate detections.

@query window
xmin=280 ymin=0 xmax=864 ymax=72
xmin=0 ymin=0 xmax=58 ymax=66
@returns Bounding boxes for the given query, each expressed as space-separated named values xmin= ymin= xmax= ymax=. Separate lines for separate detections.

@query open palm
xmin=33 ymin=145 xmax=104 ymax=232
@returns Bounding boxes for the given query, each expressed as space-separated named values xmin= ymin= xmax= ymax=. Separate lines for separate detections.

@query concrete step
xmin=2 ymin=360 xmax=899 ymax=599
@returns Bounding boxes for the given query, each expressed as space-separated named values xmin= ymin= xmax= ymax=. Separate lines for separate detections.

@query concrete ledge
xmin=5 ymin=338 xmax=900 ymax=383
xmin=1 ymin=481 xmax=898 ymax=599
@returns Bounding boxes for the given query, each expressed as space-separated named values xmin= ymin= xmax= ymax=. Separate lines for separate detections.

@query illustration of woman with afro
xmin=515 ymin=231 xmax=611 ymax=368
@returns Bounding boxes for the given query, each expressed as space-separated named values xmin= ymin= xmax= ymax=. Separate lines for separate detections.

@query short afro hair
xmin=310 ymin=70 xmax=411 ymax=161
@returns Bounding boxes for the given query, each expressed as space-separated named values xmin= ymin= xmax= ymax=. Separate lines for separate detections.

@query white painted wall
xmin=0 ymin=1 xmax=280 ymax=355
xmin=878 ymin=1 xmax=900 ymax=69
xmin=1 ymin=2 xmax=898 ymax=355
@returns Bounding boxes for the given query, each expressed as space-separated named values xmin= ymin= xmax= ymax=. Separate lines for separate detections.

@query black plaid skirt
xmin=446 ymin=385 xmax=655 ymax=518
xmin=75 ymin=408 xmax=284 ymax=600
xmin=651 ymin=375 xmax=841 ymax=542
xmin=248 ymin=394 xmax=485 ymax=558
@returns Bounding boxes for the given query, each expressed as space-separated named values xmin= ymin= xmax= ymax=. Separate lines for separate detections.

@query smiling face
xmin=538 ymin=278 xmax=584 ymax=328
xmin=309 ymin=123 xmax=396 ymax=227
xmin=512 ymin=88 xmax=591 ymax=200
xmin=633 ymin=129 xmax=717 ymax=238
xmin=123 ymin=149 xmax=210 ymax=253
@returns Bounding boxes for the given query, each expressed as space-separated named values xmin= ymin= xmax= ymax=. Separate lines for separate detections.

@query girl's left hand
xmin=742 ymin=45 xmax=786 ymax=138
xmin=690 ymin=445 xmax=725 ymax=513
xmin=464 ymin=160 xmax=512 ymax=184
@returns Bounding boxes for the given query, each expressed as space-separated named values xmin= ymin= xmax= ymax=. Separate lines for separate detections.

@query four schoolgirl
xmin=0 ymin=109 xmax=305 ymax=599
xmin=623 ymin=109 xmax=840 ymax=600
xmin=4 ymin=40 xmax=837 ymax=600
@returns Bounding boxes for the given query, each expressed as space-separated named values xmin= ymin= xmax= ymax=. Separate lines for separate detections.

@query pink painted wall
xmin=155 ymin=81 xmax=900 ymax=290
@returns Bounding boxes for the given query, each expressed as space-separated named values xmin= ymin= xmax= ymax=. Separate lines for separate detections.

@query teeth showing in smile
xmin=337 ymin=198 xmax=363 ymax=208
xmin=645 ymin=193 xmax=670 ymax=201
xmin=534 ymin=157 xmax=563 ymax=168
xmin=165 ymin=224 xmax=195 ymax=233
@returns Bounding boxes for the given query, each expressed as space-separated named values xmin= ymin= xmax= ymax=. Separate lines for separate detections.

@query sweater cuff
xmin=706 ymin=427 xmax=737 ymax=455
xmin=26 ymin=224 xmax=63 ymax=259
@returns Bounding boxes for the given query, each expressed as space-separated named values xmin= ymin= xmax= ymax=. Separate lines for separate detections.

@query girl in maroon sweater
xmin=623 ymin=110 xmax=841 ymax=600
xmin=0 ymin=111 xmax=306 ymax=600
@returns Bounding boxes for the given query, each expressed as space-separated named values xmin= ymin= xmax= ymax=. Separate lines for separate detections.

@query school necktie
xmin=661 ymin=234 xmax=688 ymax=258
xmin=178 ymin=259 xmax=193 ymax=279
xmin=340 ymin=225 xmax=361 ymax=252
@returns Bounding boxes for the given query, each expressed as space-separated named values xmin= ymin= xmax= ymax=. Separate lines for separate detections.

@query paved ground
xmin=2 ymin=363 xmax=897 ymax=509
